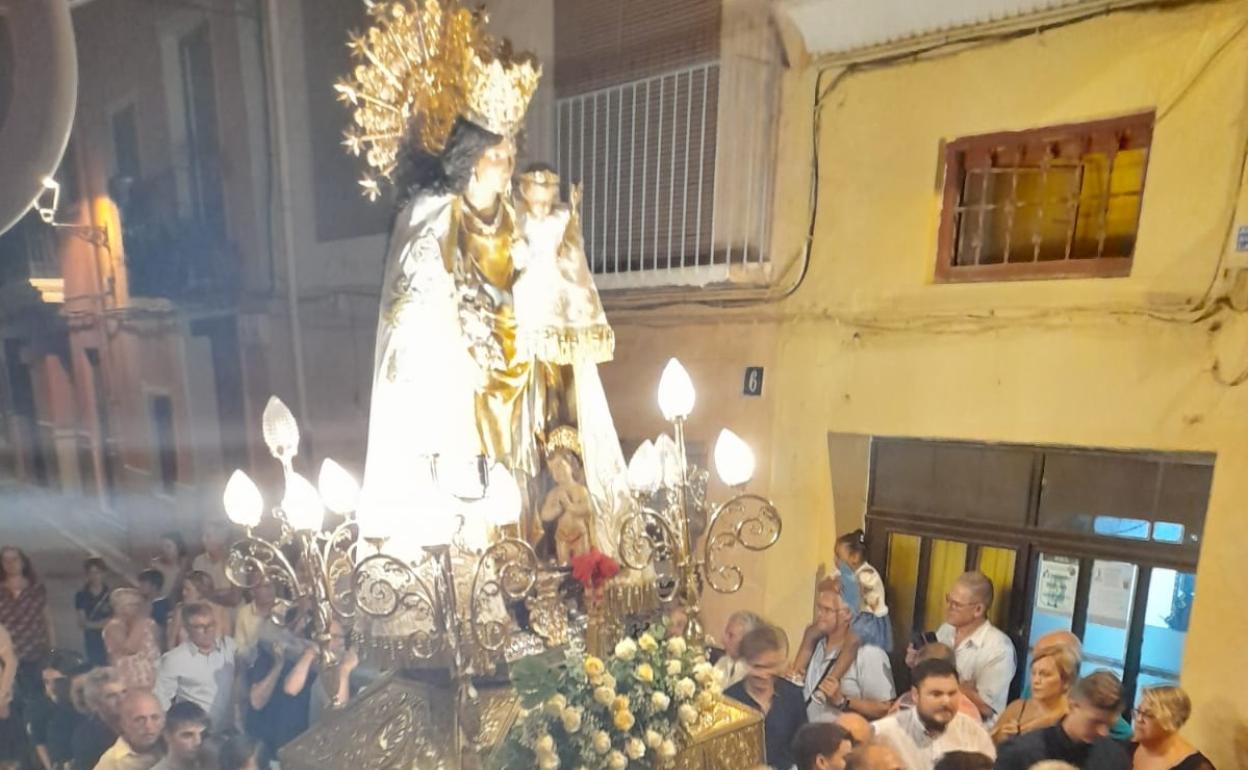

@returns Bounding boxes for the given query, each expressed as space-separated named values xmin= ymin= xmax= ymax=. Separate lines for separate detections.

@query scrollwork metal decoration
xmin=702 ymin=493 xmax=782 ymax=594
xmin=470 ymin=538 xmax=538 ymax=653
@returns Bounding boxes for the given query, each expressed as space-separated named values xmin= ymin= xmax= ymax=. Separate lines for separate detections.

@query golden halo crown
xmin=544 ymin=425 xmax=582 ymax=460
xmin=335 ymin=0 xmax=542 ymax=201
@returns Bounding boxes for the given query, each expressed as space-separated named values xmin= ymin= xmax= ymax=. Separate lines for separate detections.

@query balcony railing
xmin=555 ymin=60 xmax=778 ymax=290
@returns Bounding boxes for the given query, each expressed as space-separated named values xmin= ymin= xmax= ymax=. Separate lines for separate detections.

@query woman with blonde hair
xmin=1129 ymin=685 xmax=1214 ymax=770
xmin=102 ymin=588 xmax=160 ymax=690
xmin=991 ymin=643 xmax=1080 ymax=743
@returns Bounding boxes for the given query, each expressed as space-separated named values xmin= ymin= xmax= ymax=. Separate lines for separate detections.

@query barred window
xmin=935 ymin=112 xmax=1153 ymax=282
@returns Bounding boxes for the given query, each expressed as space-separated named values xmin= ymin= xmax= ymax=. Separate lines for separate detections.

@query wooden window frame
xmin=934 ymin=112 xmax=1154 ymax=283
xmin=866 ymin=438 xmax=1207 ymax=706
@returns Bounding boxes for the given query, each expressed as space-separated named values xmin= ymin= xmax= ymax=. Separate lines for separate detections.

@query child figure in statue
xmin=540 ymin=447 xmax=593 ymax=565
xmin=513 ymin=163 xmax=614 ymax=367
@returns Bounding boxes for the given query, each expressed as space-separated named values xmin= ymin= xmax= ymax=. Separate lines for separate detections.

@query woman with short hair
xmin=990 ymin=642 xmax=1080 ymax=743
xmin=1129 ymin=685 xmax=1215 ymax=770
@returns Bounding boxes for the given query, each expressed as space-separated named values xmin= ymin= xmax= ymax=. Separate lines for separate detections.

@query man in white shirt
xmin=872 ymin=659 xmax=996 ymax=770
xmin=713 ymin=610 xmax=764 ymax=688
xmin=155 ymin=603 xmax=241 ymax=731
xmin=931 ymin=571 xmax=1016 ymax=724
xmin=801 ymin=586 xmax=895 ymax=722
xmin=93 ymin=691 xmax=164 ymax=770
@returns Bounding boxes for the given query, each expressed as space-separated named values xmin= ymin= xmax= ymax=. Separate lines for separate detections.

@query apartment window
xmin=935 ymin=113 xmax=1153 ymax=283
xmin=178 ymin=22 xmax=225 ymax=234
xmin=149 ymin=394 xmax=178 ymax=493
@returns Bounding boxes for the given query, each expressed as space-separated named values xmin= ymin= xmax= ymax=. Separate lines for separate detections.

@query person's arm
xmin=34 ymin=743 xmax=53 ymax=770
xmin=823 ymin=631 xmax=861 ymax=686
xmin=789 ymin=622 xmax=821 ymax=677
xmin=839 ymin=646 xmax=894 ymax=720
xmin=168 ymin=608 xmax=184 ymax=649
xmin=0 ymin=625 xmax=17 ymax=707
xmin=153 ymin=652 xmax=177 ymax=710
xmin=44 ymin=604 xmax=57 ymax=647
xmin=249 ymin=650 xmax=286 ymax=711
xmin=283 ymin=647 xmax=318 ymax=696
xmin=990 ymin=700 xmax=1022 ymax=744
xmin=966 ymin=643 xmax=1015 ymax=721
xmin=332 ymin=648 xmax=360 ymax=709
xmin=102 ymin=621 xmax=127 ymax=660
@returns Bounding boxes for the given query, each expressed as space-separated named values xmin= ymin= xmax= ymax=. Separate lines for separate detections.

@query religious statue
xmin=535 ymin=427 xmax=593 ymax=565
xmin=339 ymin=0 xmax=630 ymax=558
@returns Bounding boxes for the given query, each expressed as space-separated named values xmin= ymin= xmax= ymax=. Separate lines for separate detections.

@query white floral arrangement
xmin=493 ymin=630 xmax=724 ymax=770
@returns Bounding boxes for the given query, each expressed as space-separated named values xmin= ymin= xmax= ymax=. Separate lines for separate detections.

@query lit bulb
xmin=223 ymin=470 xmax=264 ymax=528
xmin=714 ymin=428 xmax=755 ymax=487
xmin=318 ymin=459 xmax=360 ymax=515
xmin=261 ymin=396 xmax=300 ymax=462
xmin=627 ymin=440 xmax=660 ymax=494
xmin=281 ymin=471 xmax=324 ymax=532
xmin=657 ymin=358 xmax=696 ymax=421
xmin=409 ymin=486 xmax=461 ymax=547
xmin=484 ymin=464 xmax=522 ymax=525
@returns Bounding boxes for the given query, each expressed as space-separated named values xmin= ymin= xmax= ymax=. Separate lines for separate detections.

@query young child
xmin=835 ymin=529 xmax=892 ymax=650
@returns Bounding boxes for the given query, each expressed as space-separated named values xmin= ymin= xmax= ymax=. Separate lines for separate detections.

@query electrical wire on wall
xmin=609 ymin=0 xmax=1248 ymax=355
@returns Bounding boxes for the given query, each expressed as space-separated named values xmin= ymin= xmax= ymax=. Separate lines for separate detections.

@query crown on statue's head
xmin=463 ymin=44 xmax=541 ymax=139
xmin=335 ymin=0 xmax=542 ymax=201
xmin=545 ymin=426 xmax=582 ymax=459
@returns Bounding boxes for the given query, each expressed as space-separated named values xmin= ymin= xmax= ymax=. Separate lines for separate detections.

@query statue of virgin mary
xmin=341 ymin=7 xmax=629 ymax=555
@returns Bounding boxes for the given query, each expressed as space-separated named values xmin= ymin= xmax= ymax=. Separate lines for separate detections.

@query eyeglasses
xmin=187 ymin=623 xmax=215 ymax=632
xmin=1130 ymin=707 xmax=1158 ymax=721
xmin=945 ymin=594 xmax=977 ymax=610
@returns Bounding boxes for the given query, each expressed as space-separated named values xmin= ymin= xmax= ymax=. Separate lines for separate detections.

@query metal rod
xmin=667 ymin=73 xmax=678 ymax=270
xmin=629 ymin=86 xmax=638 ymax=270
xmin=614 ymin=89 xmax=623 ymax=274
xmin=641 ymin=80 xmax=650 ymax=269
xmin=590 ymin=93 xmax=598 ymax=268
xmin=680 ymin=69 xmax=693 ymax=268
xmin=654 ymin=76 xmax=665 ymax=272
xmin=694 ymin=65 xmax=710 ymax=265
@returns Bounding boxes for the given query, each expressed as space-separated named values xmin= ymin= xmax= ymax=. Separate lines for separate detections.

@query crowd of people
xmin=0 ymin=526 xmax=363 ymax=770
xmin=717 ymin=530 xmax=1216 ymax=770
xmin=0 ymin=523 xmax=1219 ymax=770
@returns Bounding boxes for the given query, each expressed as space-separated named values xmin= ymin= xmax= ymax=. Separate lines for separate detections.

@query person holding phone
xmin=908 ymin=572 xmax=1015 ymax=726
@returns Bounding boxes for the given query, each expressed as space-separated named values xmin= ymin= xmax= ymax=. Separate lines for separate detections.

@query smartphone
xmin=911 ymin=630 xmax=938 ymax=649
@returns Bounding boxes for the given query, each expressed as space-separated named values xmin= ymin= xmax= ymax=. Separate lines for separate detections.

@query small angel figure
xmin=539 ymin=445 xmax=594 ymax=565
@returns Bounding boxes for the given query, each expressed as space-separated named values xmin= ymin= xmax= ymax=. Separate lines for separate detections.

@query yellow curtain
xmin=924 ymin=539 xmax=967 ymax=631
xmin=977 ymin=546 xmax=1017 ymax=630
xmin=886 ymin=533 xmax=921 ymax=648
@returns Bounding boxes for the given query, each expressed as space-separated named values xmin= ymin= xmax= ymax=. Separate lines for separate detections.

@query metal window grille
xmin=554 ymin=61 xmax=776 ymax=286
xmin=935 ymin=112 xmax=1153 ymax=283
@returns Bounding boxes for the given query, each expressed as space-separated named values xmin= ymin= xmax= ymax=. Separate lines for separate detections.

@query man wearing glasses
xmin=926 ymin=571 xmax=1016 ymax=726
xmin=155 ymin=604 xmax=241 ymax=732
xmin=801 ymin=586 xmax=895 ymax=722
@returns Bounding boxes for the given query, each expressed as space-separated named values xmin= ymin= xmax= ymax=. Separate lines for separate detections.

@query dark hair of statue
xmin=395 ymin=117 xmax=504 ymax=203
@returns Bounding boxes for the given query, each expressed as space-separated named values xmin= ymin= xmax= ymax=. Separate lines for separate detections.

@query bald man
xmin=835 ymin=712 xmax=872 ymax=746
xmin=93 ymin=691 xmax=164 ymax=770
xmin=844 ymin=742 xmax=905 ymax=770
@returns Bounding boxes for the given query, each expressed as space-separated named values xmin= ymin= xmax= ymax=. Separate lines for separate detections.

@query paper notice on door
xmin=1088 ymin=561 xmax=1137 ymax=629
xmin=1035 ymin=555 xmax=1078 ymax=616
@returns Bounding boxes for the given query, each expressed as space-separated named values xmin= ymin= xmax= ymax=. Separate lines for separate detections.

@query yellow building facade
xmin=600 ymin=2 xmax=1248 ymax=764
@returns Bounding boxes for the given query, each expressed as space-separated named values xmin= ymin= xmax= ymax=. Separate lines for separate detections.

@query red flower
xmin=571 ymin=549 xmax=621 ymax=590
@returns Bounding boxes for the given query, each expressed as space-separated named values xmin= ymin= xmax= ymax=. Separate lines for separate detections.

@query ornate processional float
xmin=218 ymin=2 xmax=782 ymax=768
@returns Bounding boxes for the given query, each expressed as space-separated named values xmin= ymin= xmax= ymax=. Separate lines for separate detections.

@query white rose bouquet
xmin=492 ymin=626 xmax=722 ymax=770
